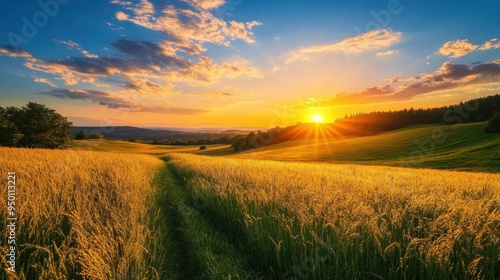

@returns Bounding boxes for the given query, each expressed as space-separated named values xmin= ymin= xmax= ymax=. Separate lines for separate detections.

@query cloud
xmin=272 ymin=65 xmax=283 ymax=72
xmin=33 ymin=77 xmax=57 ymax=88
xmin=121 ymin=79 xmax=174 ymax=94
xmin=134 ymin=0 xmax=154 ymax=15
xmin=106 ymin=22 xmax=125 ymax=31
xmin=286 ymin=29 xmax=402 ymax=64
xmin=438 ymin=39 xmax=478 ymax=58
xmin=113 ymin=1 xmax=260 ymax=55
xmin=111 ymin=38 xmax=190 ymax=69
xmin=479 ymin=38 xmax=500 ymax=51
xmin=189 ymin=90 xmax=241 ymax=98
xmin=439 ymin=38 xmax=500 ymax=58
xmin=39 ymin=88 xmax=208 ymax=114
xmin=110 ymin=0 xmax=134 ymax=8
xmin=293 ymin=60 xmax=500 ymax=109
xmin=23 ymin=39 xmax=189 ymax=85
xmin=376 ymin=50 xmax=399 ymax=56
xmin=0 ymin=45 xmax=32 ymax=58
xmin=183 ymin=0 xmax=226 ymax=10
xmin=180 ymin=56 xmax=262 ymax=84
xmin=13 ymin=37 xmax=258 ymax=88
xmin=53 ymin=39 xmax=98 ymax=58
xmin=389 ymin=76 xmax=400 ymax=84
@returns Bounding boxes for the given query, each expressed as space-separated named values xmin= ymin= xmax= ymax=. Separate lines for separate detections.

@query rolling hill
xmin=227 ymin=122 xmax=500 ymax=172
xmin=67 ymin=122 xmax=500 ymax=172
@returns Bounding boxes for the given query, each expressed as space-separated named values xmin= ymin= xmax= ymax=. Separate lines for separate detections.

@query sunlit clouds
xmin=0 ymin=1 xmax=499 ymax=127
xmin=438 ymin=38 xmax=500 ymax=58
xmin=286 ymin=29 xmax=402 ymax=64
xmin=293 ymin=60 xmax=500 ymax=109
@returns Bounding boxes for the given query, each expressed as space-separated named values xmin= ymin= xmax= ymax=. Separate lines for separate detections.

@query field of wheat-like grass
xmin=168 ymin=153 xmax=500 ymax=279
xmin=0 ymin=147 xmax=164 ymax=279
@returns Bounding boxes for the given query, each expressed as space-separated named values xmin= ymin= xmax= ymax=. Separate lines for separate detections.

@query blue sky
xmin=1 ymin=0 xmax=499 ymax=128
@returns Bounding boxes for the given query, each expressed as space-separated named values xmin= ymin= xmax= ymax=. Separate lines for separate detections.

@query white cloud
xmin=183 ymin=0 xmax=226 ymax=10
xmin=286 ymin=29 xmax=402 ymax=64
xmin=53 ymin=39 xmax=98 ymax=58
xmin=376 ymin=50 xmax=399 ymax=56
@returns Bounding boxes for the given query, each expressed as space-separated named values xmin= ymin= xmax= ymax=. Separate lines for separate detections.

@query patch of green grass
xmin=158 ymin=159 xmax=264 ymax=279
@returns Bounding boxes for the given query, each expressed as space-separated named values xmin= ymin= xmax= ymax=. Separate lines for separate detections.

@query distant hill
xmin=71 ymin=126 xmax=245 ymax=142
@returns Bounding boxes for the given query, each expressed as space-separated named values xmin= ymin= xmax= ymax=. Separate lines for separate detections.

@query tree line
xmin=151 ymin=135 xmax=239 ymax=146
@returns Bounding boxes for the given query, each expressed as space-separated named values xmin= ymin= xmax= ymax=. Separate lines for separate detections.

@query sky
xmin=0 ymin=0 xmax=499 ymax=129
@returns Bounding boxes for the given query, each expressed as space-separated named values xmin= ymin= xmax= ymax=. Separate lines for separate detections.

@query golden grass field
xmin=0 ymin=147 xmax=164 ymax=279
xmin=2 ymin=134 xmax=499 ymax=278
xmin=168 ymin=153 xmax=500 ymax=278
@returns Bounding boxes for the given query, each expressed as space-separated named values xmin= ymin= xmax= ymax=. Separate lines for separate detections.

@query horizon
xmin=1 ymin=0 xmax=500 ymax=128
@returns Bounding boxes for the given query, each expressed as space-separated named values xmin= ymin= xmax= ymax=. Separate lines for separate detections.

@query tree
xmin=199 ymin=145 xmax=207 ymax=150
xmin=0 ymin=107 xmax=23 ymax=146
xmin=89 ymin=133 xmax=104 ymax=139
xmin=231 ymin=136 xmax=247 ymax=152
xmin=485 ymin=112 xmax=500 ymax=133
xmin=0 ymin=102 xmax=72 ymax=148
xmin=75 ymin=130 xmax=88 ymax=140
xmin=129 ymin=137 xmax=140 ymax=143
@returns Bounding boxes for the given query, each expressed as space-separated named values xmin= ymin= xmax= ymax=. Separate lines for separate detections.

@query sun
xmin=312 ymin=114 xmax=323 ymax=123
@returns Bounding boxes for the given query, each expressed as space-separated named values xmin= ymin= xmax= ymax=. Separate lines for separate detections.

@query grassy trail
xmin=152 ymin=165 xmax=202 ymax=279
xmin=156 ymin=160 xmax=263 ymax=279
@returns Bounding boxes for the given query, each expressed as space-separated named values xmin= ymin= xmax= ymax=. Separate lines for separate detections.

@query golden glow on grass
xmin=0 ymin=147 xmax=164 ymax=279
xmin=169 ymin=153 xmax=500 ymax=278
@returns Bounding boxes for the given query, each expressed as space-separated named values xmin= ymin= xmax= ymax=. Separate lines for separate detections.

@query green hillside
xmin=229 ymin=122 xmax=500 ymax=172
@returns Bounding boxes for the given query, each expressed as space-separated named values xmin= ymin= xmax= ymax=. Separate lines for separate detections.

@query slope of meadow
xmin=0 ymin=148 xmax=167 ymax=279
xmin=65 ymin=139 xmax=226 ymax=155
xmin=230 ymin=122 xmax=500 ymax=172
xmin=167 ymin=153 xmax=500 ymax=279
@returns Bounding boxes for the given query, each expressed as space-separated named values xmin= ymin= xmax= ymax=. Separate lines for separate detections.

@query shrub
xmin=75 ymin=130 xmax=88 ymax=140
xmin=89 ymin=133 xmax=104 ymax=139
xmin=199 ymin=145 xmax=207 ymax=150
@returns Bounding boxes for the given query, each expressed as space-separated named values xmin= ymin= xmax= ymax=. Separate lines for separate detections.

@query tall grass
xmin=168 ymin=153 xmax=500 ymax=279
xmin=0 ymin=147 xmax=164 ymax=279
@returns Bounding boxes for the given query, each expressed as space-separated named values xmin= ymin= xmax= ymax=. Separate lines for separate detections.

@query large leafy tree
xmin=0 ymin=102 xmax=72 ymax=148
xmin=0 ymin=107 xmax=23 ymax=146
